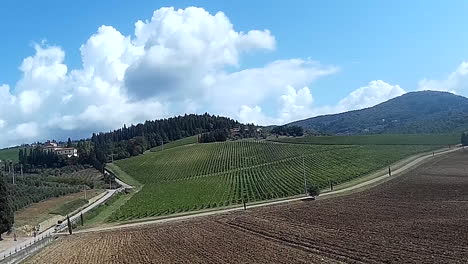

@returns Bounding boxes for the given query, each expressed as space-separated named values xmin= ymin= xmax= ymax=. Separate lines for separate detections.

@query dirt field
xmin=25 ymin=151 xmax=468 ymax=263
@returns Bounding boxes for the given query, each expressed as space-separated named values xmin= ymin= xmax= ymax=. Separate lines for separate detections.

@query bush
xmin=307 ymin=185 xmax=320 ymax=197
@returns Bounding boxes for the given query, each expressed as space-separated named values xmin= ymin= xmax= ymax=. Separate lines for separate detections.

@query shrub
xmin=307 ymin=185 xmax=320 ymax=197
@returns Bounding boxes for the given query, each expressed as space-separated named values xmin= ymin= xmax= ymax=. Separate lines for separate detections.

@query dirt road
xmin=24 ymin=148 xmax=468 ymax=263
xmin=74 ymin=146 xmax=461 ymax=234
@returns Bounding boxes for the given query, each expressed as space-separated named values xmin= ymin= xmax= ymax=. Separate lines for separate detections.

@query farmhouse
xmin=42 ymin=141 xmax=78 ymax=158
xmin=54 ymin=148 xmax=78 ymax=158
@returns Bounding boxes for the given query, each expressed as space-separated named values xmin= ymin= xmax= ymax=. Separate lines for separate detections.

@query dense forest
xmin=77 ymin=114 xmax=255 ymax=171
xmin=271 ymin=125 xmax=304 ymax=137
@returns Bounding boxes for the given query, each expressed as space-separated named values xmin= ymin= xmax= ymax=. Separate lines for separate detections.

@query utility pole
xmin=303 ymin=155 xmax=307 ymax=195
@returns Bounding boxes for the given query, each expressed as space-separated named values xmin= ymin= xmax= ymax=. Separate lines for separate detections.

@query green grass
xmin=79 ymin=191 xmax=136 ymax=228
xmin=50 ymin=199 xmax=88 ymax=216
xmin=149 ymin=135 xmax=198 ymax=152
xmin=106 ymin=163 xmax=142 ymax=187
xmin=270 ymin=134 xmax=460 ymax=145
xmin=0 ymin=147 xmax=20 ymax=162
xmin=108 ymin=140 xmax=439 ymax=222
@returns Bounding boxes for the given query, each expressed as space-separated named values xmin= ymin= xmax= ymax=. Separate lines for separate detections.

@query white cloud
xmin=418 ymin=61 xmax=468 ymax=95
xmin=126 ymin=7 xmax=276 ymax=99
xmin=0 ymin=7 xmax=281 ymax=147
xmin=12 ymin=122 xmax=39 ymax=139
xmin=336 ymin=80 xmax=405 ymax=112
xmin=238 ymin=80 xmax=404 ymax=126
xmin=19 ymin=90 xmax=42 ymax=114
xmin=0 ymin=6 xmax=406 ymax=147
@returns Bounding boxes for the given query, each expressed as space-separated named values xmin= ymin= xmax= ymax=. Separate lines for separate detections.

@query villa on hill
xmin=43 ymin=141 xmax=78 ymax=158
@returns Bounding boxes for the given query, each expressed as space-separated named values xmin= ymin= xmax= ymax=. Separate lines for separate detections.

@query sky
xmin=1 ymin=0 xmax=468 ymax=147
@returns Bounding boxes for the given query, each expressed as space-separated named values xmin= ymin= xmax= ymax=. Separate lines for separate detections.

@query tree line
xmin=0 ymin=175 xmax=13 ymax=240
xmin=12 ymin=114 xmax=252 ymax=173
xmin=80 ymin=113 xmax=252 ymax=171
xmin=271 ymin=125 xmax=304 ymax=137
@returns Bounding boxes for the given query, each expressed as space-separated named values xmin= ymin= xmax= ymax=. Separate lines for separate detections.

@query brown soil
xmin=25 ymin=151 xmax=468 ymax=263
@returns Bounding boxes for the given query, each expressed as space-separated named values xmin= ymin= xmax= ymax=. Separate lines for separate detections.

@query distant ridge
xmin=288 ymin=91 xmax=468 ymax=134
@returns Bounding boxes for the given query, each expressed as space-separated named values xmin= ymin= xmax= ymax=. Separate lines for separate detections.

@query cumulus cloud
xmin=418 ymin=61 xmax=468 ymax=95
xmin=125 ymin=7 xmax=275 ymax=99
xmin=335 ymin=80 xmax=405 ymax=112
xmin=238 ymin=80 xmax=405 ymax=125
xmin=12 ymin=122 xmax=39 ymax=139
xmin=0 ymin=6 xmax=404 ymax=147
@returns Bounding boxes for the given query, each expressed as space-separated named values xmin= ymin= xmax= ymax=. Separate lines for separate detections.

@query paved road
xmin=0 ymin=188 xmax=120 ymax=260
xmin=75 ymin=146 xmax=462 ymax=235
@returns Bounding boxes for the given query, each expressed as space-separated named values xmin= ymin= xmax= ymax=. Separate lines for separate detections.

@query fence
xmin=0 ymin=233 xmax=58 ymax=264
xmin=0 ymin=171 xmax=128 ymax=263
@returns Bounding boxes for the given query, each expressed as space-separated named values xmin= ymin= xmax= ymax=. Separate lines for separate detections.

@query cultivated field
xmin=270 ymin=133 xmax=459 ymax=145
xmin=25 ymin=150 xmax=468 ymax=263
xmin=149 ymin=135 xmax=198 ymax=152
xmin=110 ymin=140 xmax=438 ymax=221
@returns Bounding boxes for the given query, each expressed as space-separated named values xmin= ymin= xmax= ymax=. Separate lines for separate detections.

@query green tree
xmin=307 ymin=184 xmax=320 ymax=197
xmin=67 ymin=137 xmax=73 ymax=148
xmin=0 ymin=175 xmax=14 ymax=240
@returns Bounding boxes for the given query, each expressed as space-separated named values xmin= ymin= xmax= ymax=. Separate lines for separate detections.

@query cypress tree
xmin=0 ymin=175 xmax=14 ymax=240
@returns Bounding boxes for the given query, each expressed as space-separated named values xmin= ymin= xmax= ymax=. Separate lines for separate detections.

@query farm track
xmin=24 ymin=148 xmax=468 ymax=263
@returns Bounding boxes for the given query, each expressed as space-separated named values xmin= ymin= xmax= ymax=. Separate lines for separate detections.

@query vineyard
xmin=2 ymin=166 xmax=106 ymax=211
xmin=149 ymin=135 xmax=198 ymax=152
xmin=26 ymin=151 xmax=468 ymax=264
xmin=270 ymin=133 xmax=459 ymax=145
xmin=110 ymin=140 xmax=438 ymax=221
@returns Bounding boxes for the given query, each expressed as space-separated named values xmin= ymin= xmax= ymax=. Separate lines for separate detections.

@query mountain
xmin=288 ymin=91 xmax=468 ymax=135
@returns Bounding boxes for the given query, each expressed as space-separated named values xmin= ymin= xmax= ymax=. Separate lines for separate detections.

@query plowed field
xmin=25 ymin=151 xmax=468 ymax=264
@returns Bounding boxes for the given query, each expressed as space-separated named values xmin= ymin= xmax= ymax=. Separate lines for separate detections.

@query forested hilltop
xmin=76 ymin=113 xmax=256 ymax=171
xmin=289 ymin=91 xmax=468 ymax=135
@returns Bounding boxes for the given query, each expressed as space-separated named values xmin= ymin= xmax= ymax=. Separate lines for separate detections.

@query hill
xmin=108 ymin=140 xmax=437 ymax=221
xmin=270 ymin=134 xmax=459 ymax=145
xmin=0 ymin=147 xmax=20 ymax=162
xmin=289 ymin=91 xmax=468 ymax=134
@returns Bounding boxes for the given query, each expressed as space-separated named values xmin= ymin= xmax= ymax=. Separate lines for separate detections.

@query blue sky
xmin=1 ymin=0 xmax=468 ymax=146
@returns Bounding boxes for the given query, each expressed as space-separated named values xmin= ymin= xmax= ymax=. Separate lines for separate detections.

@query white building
xmin=55 ymin=148 xmax=78 ymax=158
xmin=42 ymin=141 xmax=78 ymax=158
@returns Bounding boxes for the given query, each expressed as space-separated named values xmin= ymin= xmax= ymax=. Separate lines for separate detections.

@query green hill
xmin=0 ymin=147 xmax=19 ymax=162
xmin=109 ymin=139 xmax=439 ymax=221
xmin=289 ymin=91 xmax=468 ymax=134
xmin=270 ymin=134 xmax=459 ymax=145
